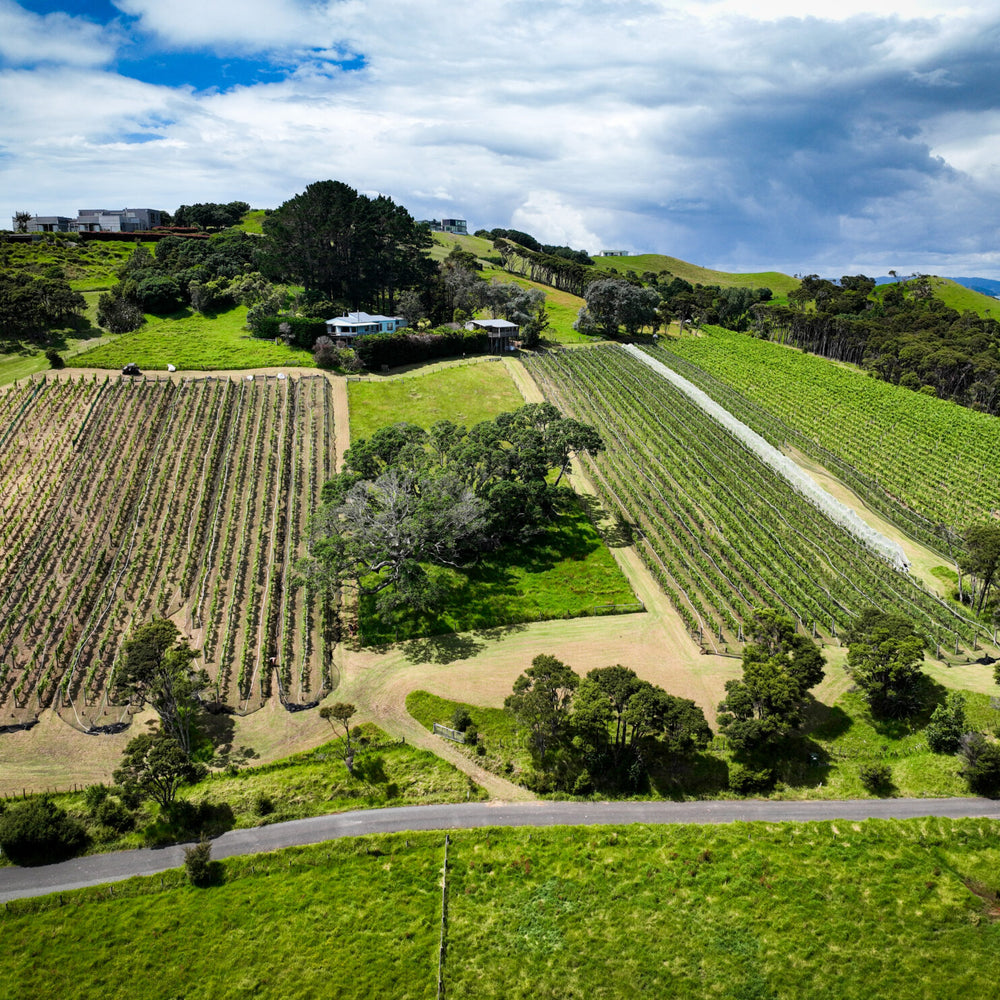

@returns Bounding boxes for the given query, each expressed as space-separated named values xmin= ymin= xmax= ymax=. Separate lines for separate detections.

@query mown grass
xmin=359 ymin=493 xmax=638 ymax=645
xmin=68 ymin=304 xmax=316 ymax=371
xmin=3 ymin=818 xmax=999 ymax=999
xmin=348 ymin=359 xmax=525 ymax=441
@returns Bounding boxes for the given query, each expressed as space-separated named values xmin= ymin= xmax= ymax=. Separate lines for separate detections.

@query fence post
xmin=438 ymin=834 xmax=450 ymax=999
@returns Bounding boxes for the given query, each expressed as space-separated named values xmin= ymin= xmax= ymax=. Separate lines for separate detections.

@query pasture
xmin=2 ymin=818 xmax=998 ymax=999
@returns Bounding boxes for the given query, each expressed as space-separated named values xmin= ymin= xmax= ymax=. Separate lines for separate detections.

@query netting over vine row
xmin=625 ymin=344 xmax=910 ymax=573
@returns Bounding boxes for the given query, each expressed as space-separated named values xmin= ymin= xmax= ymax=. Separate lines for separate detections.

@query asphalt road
xmin=2 ymin=797 xmax=999 ymax=903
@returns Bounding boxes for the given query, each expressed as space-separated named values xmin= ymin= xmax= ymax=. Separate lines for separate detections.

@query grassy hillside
xmin=68 ymin=304 xmax=315 ymax=370
xmin=237 ymin=209 xmax=268 ymax=234
xmin=591 ymin=252 xmax=800 ymax=297
xmin=872 ymin=276 xmax=1000 ymax=319
xmin=4 ymin=819 xmax=999 ymax=999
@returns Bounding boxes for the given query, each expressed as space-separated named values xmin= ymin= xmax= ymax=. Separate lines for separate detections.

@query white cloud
xmin=0 ymin=0 xmax=118 ymax=67
xmin=3 ymin=1 xmax=1000 ymax=275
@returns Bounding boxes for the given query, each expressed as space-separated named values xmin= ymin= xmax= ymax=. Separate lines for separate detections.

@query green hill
xmin=872 ymin=276 xmax=1000 ymax=319
xmin=590 ymin=252 xmax=800 ymax=297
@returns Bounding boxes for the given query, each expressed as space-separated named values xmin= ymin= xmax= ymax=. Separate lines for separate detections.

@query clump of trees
xmin=842 ymin=609 xmax=927 ymax=719
xmin=259 ymin=180 xmax=434 ymax=316
xmin=300 ymin=406 xmax=602 ymax=627
xmin=717 ymin=608 xmax=825 ymax=758
xmin=574 ymin=278 xmax=660 ymax=337
xmin=0 ymin=797 xmax=88 ymax=866
xmin=504 ymin=655 xmax=712 ymax=793
xmin=173 ymin=201 xmax=251 ymax=230
xmin=0 ymin=271 xmax=86 ymax=345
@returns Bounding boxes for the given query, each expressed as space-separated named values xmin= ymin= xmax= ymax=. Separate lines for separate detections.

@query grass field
xmin=360 ymin=492 xmax=638 ymax=645
xmin=68 ymin=304 xmax=316 ymax=371
xmin=3 ymin=818 xmax=999 ymax=999
xmin=347 ymin=358 xmax=524 ymax=440
xmin=238 ymin=209 xmax=268 ymax=234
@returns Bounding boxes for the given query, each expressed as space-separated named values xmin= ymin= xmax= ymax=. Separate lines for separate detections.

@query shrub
xmin=251 ymin=314 xmax=326 ymax=347
xmin=727 ymin=764 xmax=775 ymax=794
xmin=450 ymin=707 xmax=473 ymax=733
xmin=463 ymin=724 xmax=479 ymax=746
xmin=859 ymin=762 xmax=893 ymax=793
xmin=0 ymin=797 xmax=88 ymax=866
xmin=960 ymin=734 xmax=1000 ymax=796
xmin=313 ymin=335 xmax=339 ymax=369
xmin=925 ymin=692 xmax=968 ymax=754
xmin=184 ymin=840 xmax=215 ymax=887
xmin=45 ymin=349 xmax=64 ymax=369
xmin=97 ymin=290 xmax=144 ymax=333
xmin=96 ymin=797 xmax=135 ymax=833
xmin=253 ymin=793 xmax=275 ymax=817
xmin=83 ymin=783 xmax=110 ymax=812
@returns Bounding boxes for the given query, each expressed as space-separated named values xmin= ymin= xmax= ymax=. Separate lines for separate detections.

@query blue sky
xmin=3 ymin=0 xmax=1000 ymax=277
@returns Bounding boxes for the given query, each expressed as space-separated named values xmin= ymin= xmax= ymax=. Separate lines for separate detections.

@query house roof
xmin=468 ymin=318 xmax=519 ymax=331
xmin=326 ymin=312 xmax=401 ymax=326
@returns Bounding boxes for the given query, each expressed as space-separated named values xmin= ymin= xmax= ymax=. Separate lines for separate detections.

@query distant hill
xmin=950 ymin=276 xmax=1000 ymax=298
xmin=428 ymin=231 xmax=800 ymax=298
xmin=873 ymin=276 xmax=1000 ymax=319
xmin=589 ymin=253 xmax=800 ymax=297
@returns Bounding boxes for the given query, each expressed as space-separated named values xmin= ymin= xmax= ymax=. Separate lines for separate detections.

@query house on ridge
xmin=325 ymin=311 xmax=407 ymax=345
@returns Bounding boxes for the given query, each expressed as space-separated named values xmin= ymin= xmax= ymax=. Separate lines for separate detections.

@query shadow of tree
xmin=401 ymin=622 xmax=528 ymax=665
xmin=574 ymin=493 xmax=635 ymax=548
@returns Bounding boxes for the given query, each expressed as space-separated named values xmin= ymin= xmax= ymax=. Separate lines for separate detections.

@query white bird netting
xmin=624 ymin=343 xmax=910 ymax=572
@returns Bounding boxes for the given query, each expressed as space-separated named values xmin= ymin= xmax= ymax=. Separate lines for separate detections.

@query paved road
xmin=2 ymin=797 xmax=999 ymax=903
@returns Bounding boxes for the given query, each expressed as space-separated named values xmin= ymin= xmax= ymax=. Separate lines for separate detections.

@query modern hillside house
xmin=325 ymin=312 xmax=408 ymax=344
xmin=14 ymin=208 xmax=164 ymax=233
xmin=440 ymin=218 xmax=468 ymax=235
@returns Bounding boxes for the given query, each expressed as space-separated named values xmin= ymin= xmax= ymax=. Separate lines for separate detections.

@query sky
xmin=2 ymin=0 xmax=1000 ymax=278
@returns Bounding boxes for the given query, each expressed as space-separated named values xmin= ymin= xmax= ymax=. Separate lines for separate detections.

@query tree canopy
xmin=113 ymin=619 xmax=208 ymax=755
xmin=300 ymin=405 xmax=602 ymax=620
xmin=842 ymin=608 xmax=926 ymax=718
xmin=259 ymin=180 xmax=434 ymax=314
xmin=717 ymin=608 xmax=825 ymax=755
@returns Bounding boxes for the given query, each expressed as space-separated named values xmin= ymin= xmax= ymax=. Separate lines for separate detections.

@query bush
xmin=727 ymin=764 xmax=775 ymax=794
xmin=925 ymin=692 xmax=968 ymax=754
xmin=253 ymin=793 xmax=275 ymax=817
xmin=45 ymin=349 xmax=64 ymax=369
xmin=450 ymin=707 xmax=473 ymax=733
xmin=84 ymin=783 xmax=110 ymax=812
xmin=859 ymin=762 xmax=893 ymax=793
xmin=351 ymin=328 xmax=489 ymax=370
xmin=0 ymin=797 xmax=88 ymax=866
xmin=97 ymin=290 xmax=144 ymax=333
xmin=463 ymin=725 xmax=479 ymax=746
xmin=96 ymin=797 xmax=135 ymax=833
xmin=960 ymin=734 xmax=1000 ymax=796
xmin=184 ymin=840 xmax=215 ymax=887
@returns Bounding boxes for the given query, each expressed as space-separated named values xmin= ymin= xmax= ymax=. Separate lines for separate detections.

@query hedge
xmin=251 ymin=315 xmax=328 ymax=348
xmin=352 ymin=328 xmax=490 ymax=369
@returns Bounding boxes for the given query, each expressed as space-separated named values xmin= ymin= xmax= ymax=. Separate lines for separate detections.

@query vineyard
xmin=661 ymin=328 xmax=1000 ymax=532
xmin=524 ymin=345 xmax=994 ymax=655
xmin=0 ymin=373 xmax=338 ymax=732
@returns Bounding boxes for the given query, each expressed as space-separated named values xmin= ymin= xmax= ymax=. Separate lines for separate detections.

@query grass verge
xmin=2 ymin=818 xmax=999 ymax=999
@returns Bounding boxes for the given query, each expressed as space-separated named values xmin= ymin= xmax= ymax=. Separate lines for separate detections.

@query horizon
xmin=3 ymin=1 xmax=1000 ymax=279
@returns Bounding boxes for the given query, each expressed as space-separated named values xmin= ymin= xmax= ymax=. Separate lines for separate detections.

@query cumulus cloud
xmin=3 ymin=1 xmax=1000 ymax=276
xmin=0 ymin=0 xmax=118 ymax=67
